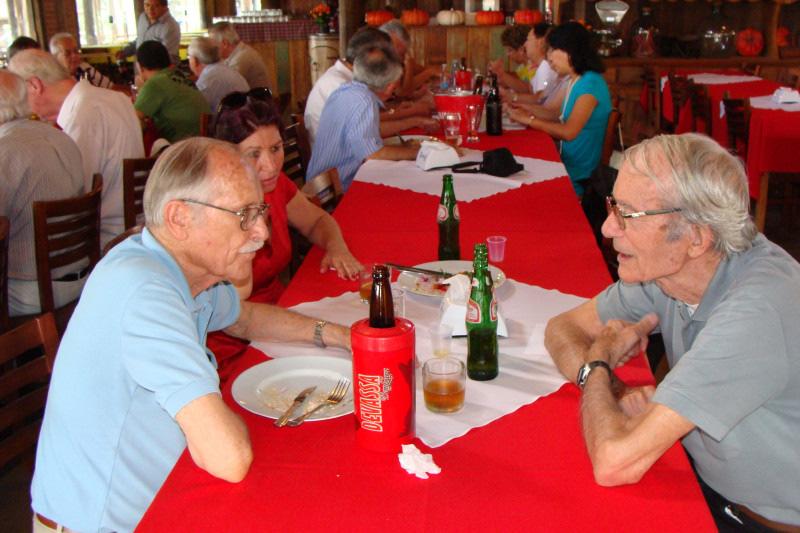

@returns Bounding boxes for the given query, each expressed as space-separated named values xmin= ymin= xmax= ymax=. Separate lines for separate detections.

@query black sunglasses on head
xmin=217 ymin=87 xmax=273 ymax=114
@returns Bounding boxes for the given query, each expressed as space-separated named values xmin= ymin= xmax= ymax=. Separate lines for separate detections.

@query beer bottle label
xmin=490 ymin=295 xmax=498 ymax=322
xmin=466 ymin=298 xmax=481 ymax=323
xmin=437 ymin=204 xmax=447 ymax=222
xmin=453 ymin=205 xmax=460 ymax=220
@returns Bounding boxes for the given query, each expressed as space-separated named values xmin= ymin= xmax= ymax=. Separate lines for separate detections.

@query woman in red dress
xmin=209 ymin=92 xmax=362 ymax=377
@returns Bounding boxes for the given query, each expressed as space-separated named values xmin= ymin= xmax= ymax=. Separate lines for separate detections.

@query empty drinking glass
xmin=465 ymin=103 xmax=482 ymax=143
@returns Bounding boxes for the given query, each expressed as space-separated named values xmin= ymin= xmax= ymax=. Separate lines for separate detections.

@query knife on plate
xmin=386 ymin=263 xmax=457 ymax=279
xmin=274 ymin=386 xmax=316 ymax=427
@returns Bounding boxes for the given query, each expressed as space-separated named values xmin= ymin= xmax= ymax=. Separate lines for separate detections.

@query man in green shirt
xmin=135 ymin=40 xmax=209 ymax=143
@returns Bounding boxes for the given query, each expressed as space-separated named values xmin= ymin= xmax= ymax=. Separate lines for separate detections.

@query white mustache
xmin=239 ymin=241 xmax=265 ymax=254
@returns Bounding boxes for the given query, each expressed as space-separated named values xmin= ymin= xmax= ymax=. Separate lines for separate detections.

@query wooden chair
xmin=754 ymin=171 xmax=800 ymax=235
xmin=22 ymin=179 xmax=103 ymax=334
xmin=122 ymin=157 xmax=157 ymax=230
xmin=721 ymin=90 xmax=751 ymax=158
xmin=641 ymin=67 xmax=663 ymax=132
xmin=688 ymin=82 xmax=712 ymax=136
xmin=199 ymin=112 xmax=213 ymax=137
xmin=102 ymin=225 xmax=143 ymax=257
xmin=0 ymin=217 xmax=9 ymax=333
xmin=0 ymin=312 xmax=59 ymax=471
xmin=302 ymin=168 xmax=344 ymax=212
xmin=282 ymin=120 xmax=312 ymax=189
xmin=600 ymin=97 xmax=622 ymax=168
xmin=776 ymin=67 xmax=800 ymax=90
xmin=667 ymin=73 xmax=692 ymax=133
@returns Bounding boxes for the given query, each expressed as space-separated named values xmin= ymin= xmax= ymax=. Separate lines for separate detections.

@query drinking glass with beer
xmin=423 ymin=357 xmax=466 ymax=413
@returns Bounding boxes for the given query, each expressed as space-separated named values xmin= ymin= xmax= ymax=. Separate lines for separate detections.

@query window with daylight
xmin=77 ymin=0 xmax=205 ymax=47
xmin=0 ymin=0 xmax=37 ymax=60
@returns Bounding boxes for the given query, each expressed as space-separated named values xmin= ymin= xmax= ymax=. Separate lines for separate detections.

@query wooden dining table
xmin=136 ymin=130 xmax=715 ymax=532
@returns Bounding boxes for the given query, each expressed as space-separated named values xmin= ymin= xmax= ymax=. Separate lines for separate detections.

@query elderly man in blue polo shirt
xmin=307 ymin=45 xmax=421 ymax=191
xmin=30 ymin=138 xmax=351 ymax=533
xmin=544 ymin=134 xmax=800 ymax=530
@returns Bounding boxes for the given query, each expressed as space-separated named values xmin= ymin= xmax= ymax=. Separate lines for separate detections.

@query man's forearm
xmin=544 ymin=314 xmax=595 ymax=383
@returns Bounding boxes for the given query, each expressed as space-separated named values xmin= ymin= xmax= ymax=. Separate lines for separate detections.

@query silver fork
xmin=286 ymin=378 xmax=350 ymax=427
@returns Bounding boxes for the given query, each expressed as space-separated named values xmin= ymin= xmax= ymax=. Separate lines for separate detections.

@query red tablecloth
xmin=137 ymin=130 xmax=714 ymax=532
xmin=747 ymin=108 xmax=800 ymax=200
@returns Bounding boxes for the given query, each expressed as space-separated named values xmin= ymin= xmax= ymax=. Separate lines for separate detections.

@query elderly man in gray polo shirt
xmin=544 ymin=133 xmax=800 ymax=530
xmin=188 ymin=36 xmax=249 ymax=114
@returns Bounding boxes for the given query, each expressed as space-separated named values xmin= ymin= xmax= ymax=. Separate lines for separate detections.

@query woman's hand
xmin=320 ymin=246 xmax=363 ymax=280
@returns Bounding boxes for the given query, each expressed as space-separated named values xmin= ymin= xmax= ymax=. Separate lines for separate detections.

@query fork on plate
xmin=287 ymin=378 xmax=350 ymax=427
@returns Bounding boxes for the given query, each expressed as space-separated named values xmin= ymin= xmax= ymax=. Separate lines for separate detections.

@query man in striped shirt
xmin=49 ymin=33 xmax=114 ymax=89
xmin=307 ymin=45 xmax=420 ymax=191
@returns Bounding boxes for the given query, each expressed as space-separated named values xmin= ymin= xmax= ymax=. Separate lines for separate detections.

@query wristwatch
xmin=313 ymin=320 xmax=328 ymax=348
xmin=528 ymin=114 xmax=536 ymax=126
xmin=576 ymin=360 xmax=612 ymax=389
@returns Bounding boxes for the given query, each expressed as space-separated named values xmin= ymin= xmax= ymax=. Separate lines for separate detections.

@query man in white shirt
xmin=10 ymin=49 xmax=145 ymax=246
xmin=188 ymin=36 xmax=249 ymax=114
xmin=208 ymin=22 xmax=271 ymax=91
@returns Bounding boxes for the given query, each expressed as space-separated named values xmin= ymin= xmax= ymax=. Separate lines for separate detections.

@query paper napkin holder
xmin=416 ymin=141 xmax=460 ymax=171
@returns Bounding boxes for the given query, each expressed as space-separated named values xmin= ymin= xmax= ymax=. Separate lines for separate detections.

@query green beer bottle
xmin=437 ymin=175 xmax=460 ymax=260
xmin=466 ymin=243 xmax=498 ymax=380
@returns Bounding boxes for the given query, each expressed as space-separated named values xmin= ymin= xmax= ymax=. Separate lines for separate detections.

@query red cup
xmin=454 ymin=70 xmax=473 ymax=91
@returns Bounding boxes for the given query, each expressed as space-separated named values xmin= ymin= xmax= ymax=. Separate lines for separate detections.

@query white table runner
xmin=660 ymin=73 xmax=762 ymax=92
xmin=251 ymin=279 xmax=587 ymax=448
xmin=749 ymin=95 xmax=800 ymax=112
xmin=353 ymin=149 xmax=567 ymax=202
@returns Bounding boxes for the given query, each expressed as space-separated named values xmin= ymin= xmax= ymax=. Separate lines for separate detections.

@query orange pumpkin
xmin=514 ymin=9 xmax=544 ymax=25
xmin=365 ymin=10 xmax=394 ymax=27
xmin=401 ymin=8 xmax=430 ymax=27
xmin=475 ymin=10 xmax=504 ymax=26
xmin=776 ymin=26 xmax=790 ymax=48
xmin=735 ymin=27 xmax=764 ymax=57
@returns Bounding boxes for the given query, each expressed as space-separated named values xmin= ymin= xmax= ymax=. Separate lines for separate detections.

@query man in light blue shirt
xmin=30 ymin=138 xmax=352 ymax=532
xmin=306 ymin=45 xmax=420 ymax=191
xmin=118 ymin=0 xmax=181 ymax=66
xmin=188 ymin=36 xmax=249 ymax=114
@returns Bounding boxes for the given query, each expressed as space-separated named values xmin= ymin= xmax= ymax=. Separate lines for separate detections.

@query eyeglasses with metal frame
xmin=605 ymin=196 xmax=682 ymax=230
xmin=180 ymin=199 xmax=269 ymax=231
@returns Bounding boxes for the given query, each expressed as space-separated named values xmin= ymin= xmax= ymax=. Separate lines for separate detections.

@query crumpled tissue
xmin=439 ymin=274 xmax=508 ymax=337
xmin=398 ymin=444 xmax=441 ymax=479
xmin=772 ymin=87 xmax=800 ymax=104
xmin=416 ymin=140 xmax=460 ymax=171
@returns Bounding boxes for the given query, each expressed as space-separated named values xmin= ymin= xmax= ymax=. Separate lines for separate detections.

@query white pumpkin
xmin=436 ymin=9 xmax=465 ymax=26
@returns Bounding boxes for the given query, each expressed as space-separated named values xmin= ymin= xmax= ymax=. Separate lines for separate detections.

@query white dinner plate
xmin=232 ymin=356 xmax=353 ymax=421
xmin=396 ymin=260 xmax=506 ymax=297
xmin=383 ymin=134 xmax=440 ymax=146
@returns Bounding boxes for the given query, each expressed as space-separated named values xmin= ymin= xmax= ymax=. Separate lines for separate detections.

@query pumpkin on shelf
xmin=436 ymin=9 xmax=465 ymax=26
xmin=401 ymin=8 xmax=430 ymax=27
xmin=475 ymin=10 xmax=504 ymax=26
xmin=514 ymin=9 xmax=544 ymax=25
xmin=736 ymin=28 xmax=764 ymax=57
xmin=365 ymin=10 xmax=394 ymax=27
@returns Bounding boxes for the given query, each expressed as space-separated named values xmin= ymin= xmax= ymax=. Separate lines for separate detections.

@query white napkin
xmin=440 ymin=274 xmax=508 ymax=337
xmin=415 ymin=140 xmax=460 ymax=170
xmin=398 ymin=444 xmax=441 ymax=479
xmin=749 ymin=95 xmax=800 ymax=112
xmin=773 ymin=87 xmax=800 ymax=104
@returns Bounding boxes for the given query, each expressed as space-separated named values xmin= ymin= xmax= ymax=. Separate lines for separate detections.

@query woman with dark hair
xmin=214 ymin=91 xmax=362 ymax=305
xmin=507 ymin=21 xmax=611 ymax=196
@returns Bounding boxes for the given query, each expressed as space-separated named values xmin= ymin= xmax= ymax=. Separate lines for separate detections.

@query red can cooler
xmin=351 ymin=318 xmax=415 ymax=452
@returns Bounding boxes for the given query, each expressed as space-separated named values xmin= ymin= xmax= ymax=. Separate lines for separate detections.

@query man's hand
xmin=590 ymin=313 xmax=659 ymax=368
xmin=618 ymin=385 xmax=656 ymax=417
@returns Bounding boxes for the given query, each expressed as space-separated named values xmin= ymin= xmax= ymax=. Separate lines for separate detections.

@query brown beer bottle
xmin=369 ymin=264 xmax=395 ymax=328
xmin=466 ymin=244 xmax=498 ymax=380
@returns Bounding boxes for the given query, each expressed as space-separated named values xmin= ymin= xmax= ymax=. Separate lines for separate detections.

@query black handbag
xmin=449 ymin=147 xmax=524 ymax=177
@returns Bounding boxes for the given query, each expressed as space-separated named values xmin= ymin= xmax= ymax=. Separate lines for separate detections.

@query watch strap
xmin=313 ymin=320 xmax=327 ymax=348
xmin=577 ymin=360 xmax=612 ymax=389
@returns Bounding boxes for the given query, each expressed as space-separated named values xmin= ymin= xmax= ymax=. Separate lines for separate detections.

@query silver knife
xmin=274 ymin=386 xmax=316 ymax=427
xmin=386 ymin=263 xmax=457 ymax=278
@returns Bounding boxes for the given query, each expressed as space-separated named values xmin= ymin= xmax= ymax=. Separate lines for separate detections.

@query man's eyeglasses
xmin=181 ymin=199 xmax=269 ymax=231
xmin=217 ymin=87 xmax=273 ymax=114
xmin=605 ymin=196 xmax=682 ymax=230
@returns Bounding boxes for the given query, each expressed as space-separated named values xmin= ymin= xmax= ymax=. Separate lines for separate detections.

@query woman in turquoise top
xmin=507 ymin=22 xmax=611 ymax=196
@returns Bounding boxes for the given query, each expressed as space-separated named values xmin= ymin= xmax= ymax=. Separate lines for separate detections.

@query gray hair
xmin=208 ymin=21 xmax=240 ymax=45
xmin=188 ymin=36 xmax=219 ymax=65
xmin=8 ymin=48 xmax=70 ymax=85
xmin=353 ymin=46 xmax=403 ymax=92
xmin=0 ymin=70 xmax=31 ymax=124
xmin=345 ymin=27 xmax=394 ymax=64
xmin=144 ymin=137 xmax=241 ymax=227
xmin=624 ymin=133 xmax=757 ymax=256
xmin=379 ymin=20 xmax=410 ymax=46
xmin=48 ymin=32 xmax=76 ymax=55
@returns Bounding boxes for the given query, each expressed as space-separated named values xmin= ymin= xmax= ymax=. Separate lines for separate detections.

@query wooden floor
xmin=2 ymin=207 xmax=799 ymax=532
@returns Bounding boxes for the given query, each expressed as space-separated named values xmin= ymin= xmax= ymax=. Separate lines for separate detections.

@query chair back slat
xmin=722 ymin=90 xmax=751 ymax=158
xmin=0 ymin=313 xmax=58 ymax=470
xmin=302 ymin=168 xmax=344 ymax=212
xmin=689 ymin=83 xmax=712 ymax=136
xmin=667 ymin=73 xmax=692 ymax=131
xmin=283 ymin=122 xmax=310 ymax=188
xmin=32 ymin=182 xmax=102 ymax=314
xmin=0 ymin=216 xmax=9 ymax=332
xmin=601 ymin=95 xmax=622 ymax=168
xmin=123 ymin=158 xmax=156 ymax=230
